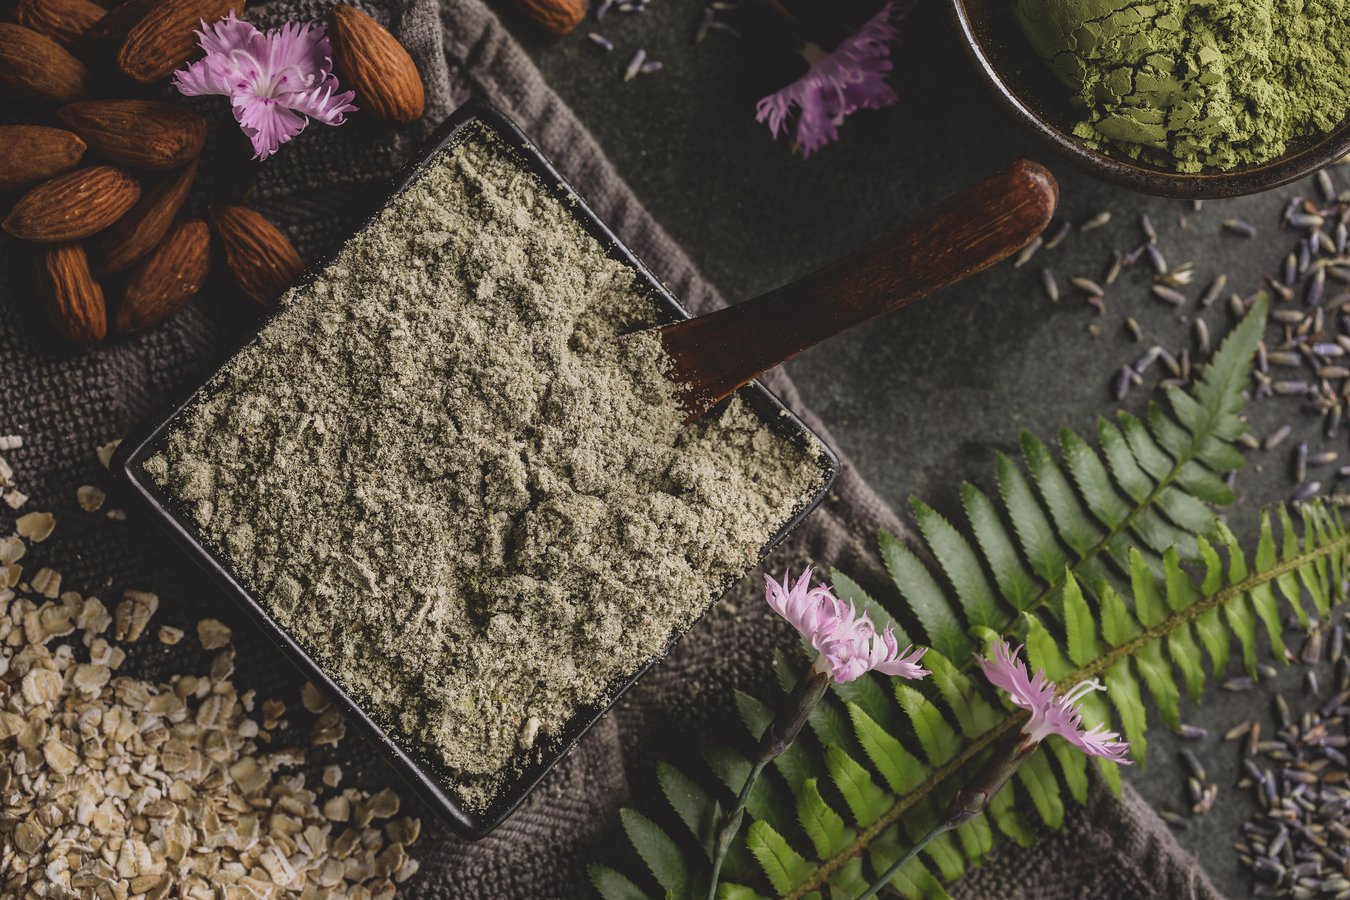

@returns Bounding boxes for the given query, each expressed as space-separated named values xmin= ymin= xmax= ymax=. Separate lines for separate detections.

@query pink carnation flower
xmin=755 ymin=1 xmax=899 ymax=158
xmin=978 ymin=640 xmax=1130 ymax=762
xmin=765 ymin=568 xmax=928 ymax=683
xmin=175 ymin=13 xmax=358 ymax=160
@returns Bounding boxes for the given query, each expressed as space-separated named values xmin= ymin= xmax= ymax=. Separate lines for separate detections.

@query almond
xmin=118 ymin=218 xmax=210 ymax=332
xmin=0 ymin=23 xmax=94 ymax=104
xmin=35 ymin=243 xmax=107 ymax=345
xmin=3 ymin=166 xmax=141 ymax=242
xmin=329 ymin=5 xmax=424 ymax=125
xmin=74 ymin=0 xmax=159 ymax=64
xmin=15 ymin=0 xmax=107 ymax=47
xmin=509 ymin=0 xmax=585 ymax=36
xmin=0 ymin=126 xmax=87 ymax=195
xmin=90 ymin=158 xmax=197 ymax=275
xmin=117 ymin=0 xmax=245 ymax=84
xmin=58 ymin=100 xmax=206 ymax=170
xmin=209 ymin=206 xmax=304 ymax=307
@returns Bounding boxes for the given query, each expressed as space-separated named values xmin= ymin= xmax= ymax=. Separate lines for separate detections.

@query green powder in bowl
xmin=143 ymin=126 xmax=825 ymax=810
xmin=1014 ymin=0 xmax=1350 ymax=173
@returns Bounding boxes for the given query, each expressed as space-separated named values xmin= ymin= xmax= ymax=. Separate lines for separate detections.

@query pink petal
xmin=979 ymin=640 xmax=1131 ymax=763
xmin=754 ymin=1 xmax=900 ymax=158
xmin=173 ymin=12 xmax=357 ymax=161
xmin=286 ymin=84 xmax=358 ymax=125
xmin=195 ymin=11 xmax=261 ymax=56
xmin=233 ymin=95 xmax=308 ymax=160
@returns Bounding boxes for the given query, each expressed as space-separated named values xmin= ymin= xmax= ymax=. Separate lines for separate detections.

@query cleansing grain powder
xmin=1015 ymin=0 xmax=1350 ymax=172
xmin=145 ymin=127 xmax=824 ymax=808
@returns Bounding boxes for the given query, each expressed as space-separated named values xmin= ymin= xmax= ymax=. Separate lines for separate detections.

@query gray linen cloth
xmin=0 ymin=0 xmax=1221 ymax=895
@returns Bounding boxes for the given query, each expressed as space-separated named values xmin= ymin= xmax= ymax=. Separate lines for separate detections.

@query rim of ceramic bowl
xmin=945 ymin=0 xmax=1350 ymax=199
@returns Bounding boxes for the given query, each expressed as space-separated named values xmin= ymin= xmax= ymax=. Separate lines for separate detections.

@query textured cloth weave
xmin=0 ymin=0 xmax=1219 ymax=896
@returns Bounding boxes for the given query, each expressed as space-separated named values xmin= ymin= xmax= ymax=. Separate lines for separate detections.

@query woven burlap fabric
xmin=0 ymin=0 xmax=1220 ymax=895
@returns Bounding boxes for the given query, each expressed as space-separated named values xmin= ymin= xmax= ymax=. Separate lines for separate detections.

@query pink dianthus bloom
xmin=978 ymin=640 xmax=1131 ymax=762
xmin=765 ymin=568 xmax=928 ymax=683
xmin=754 ymin=1 xmax=899 ymax=158
xmin=174 ymin=13 xmax=358 ymax=160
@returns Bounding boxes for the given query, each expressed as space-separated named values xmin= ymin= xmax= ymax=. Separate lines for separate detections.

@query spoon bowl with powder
xmin=948 ymin=0 xmax=1350 ymax=198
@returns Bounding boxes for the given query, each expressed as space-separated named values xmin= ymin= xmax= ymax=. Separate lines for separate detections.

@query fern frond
xmin=592 ymin=300 xmax=1350 ymax=900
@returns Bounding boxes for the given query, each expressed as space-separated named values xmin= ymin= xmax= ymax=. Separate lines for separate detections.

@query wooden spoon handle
xmin=659 ymin=159 xmax=1058 ymax=420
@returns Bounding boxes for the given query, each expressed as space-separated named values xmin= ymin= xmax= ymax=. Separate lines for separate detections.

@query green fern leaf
xmin=1015 ymin=750 xmax=1065 ymax=829
xmin=954 ymin=814 xmax=994 ymax=867
xmin=987 ymin=779 xmax=1037 ymax=848
xmin=1103 ymin=659 xmax=1148 ymax=763
xmin=1129 ymin=548 xmax=1166 ymax=627
xmin=620 ymin=809 xmax=689 ymax=898
xmin=827 ymin=857 xmax=869 ymax=898
xmin=825 ymin=744 xmax=891 ymax=828
xmin=1023 ymin=612 xmax=1071 ymax=681
xmin=1061 ymin=571 xmax=1099 ymax=666
xmin=834 ymin=670 xmax=906 ymax=735
xmin=847 ymin=702 xmax=928 ymax=794
xmin=880 ymin=530 xmax=972 ymax=660
xmin=658 ymin=761 xmax=715 ymax=852
xmin=1133 ymin=639 xmax=1182 ymax=729
xmin=1097 ymin=584 xmax=1139 ymax=647
xmin=746 ymin=820 xmax=812 ymax=895
xmin=895 ymin=684 xmax=962 ymax=765
xmin=961 ymin=481 xmax=1040 ymax=611
xmin=997 ymin=452 xmax=1069 ymax=582
xmin=796 ymin=778 xmax=852 ymax=858
xmin=1097 ymin=756 xmax=1123 ymax=797
xmin=912 ymin=497 xmax=1006 ymax=630
xmin=1095 ymin=417 xmax=1153 ymax=503
xmin=1275 ymin=505 xmax=1311 ymax=626
xmin=591 ymin=865 xmax=650 ymax=900
xmin=1021 ymin=432 xmax=1103 ymax=557
xmin=1116 ymin=409 xmax=1173 ymax=482
xmin=923 ymin=649 xmax=1002 ymax=738
xmin=1047 ymin=738 xmax=1089 ymax=805
xmin=1166 ymin=624 xmax=1206 ymax=703
xmin=1059 ymin=426 xmax=1131 ymax=529
xmin=716 ymin=885 xmax=769 ymax=900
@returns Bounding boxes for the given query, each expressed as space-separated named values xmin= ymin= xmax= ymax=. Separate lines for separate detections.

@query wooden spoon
xmin=651 ymin=159 xmax=1059 ymax=422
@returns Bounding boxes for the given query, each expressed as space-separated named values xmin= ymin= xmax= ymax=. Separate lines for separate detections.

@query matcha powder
xmin=1015 ymin=0 xmax=1350 ymax=172
xmin=144 ymin=128 xmax=824 ymax=808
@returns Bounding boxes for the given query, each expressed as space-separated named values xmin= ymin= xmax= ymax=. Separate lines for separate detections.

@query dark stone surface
xmin=491 ymin=0 xmax=1347 ymax=895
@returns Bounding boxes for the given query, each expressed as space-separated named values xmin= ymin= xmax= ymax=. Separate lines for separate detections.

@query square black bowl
xmin=110 ymin=101 xmax=839 ymax=839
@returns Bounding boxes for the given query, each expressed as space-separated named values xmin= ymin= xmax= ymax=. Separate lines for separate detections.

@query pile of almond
xmin=0 ymin=0 xmax=425 ymax=345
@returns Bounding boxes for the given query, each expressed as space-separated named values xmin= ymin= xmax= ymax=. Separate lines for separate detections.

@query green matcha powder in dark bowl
xmin=946 ymin=0 xmax=1350 ymax=198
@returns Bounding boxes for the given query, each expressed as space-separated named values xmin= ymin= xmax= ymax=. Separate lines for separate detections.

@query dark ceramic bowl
xmin=110 ymin=102 xmax=838 ymax=840
xmin=947 ymin=0 xmax=1350 ymax=198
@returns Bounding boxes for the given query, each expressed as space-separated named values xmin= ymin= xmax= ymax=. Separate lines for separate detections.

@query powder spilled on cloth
xmin=1015 ymin=0 xmax=1350 ymax=172
xmin=146 ymin=126 xmax=824 ymax=809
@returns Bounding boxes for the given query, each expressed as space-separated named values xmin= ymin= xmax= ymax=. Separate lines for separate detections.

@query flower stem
xmin=852 ymin=822 xmax=949 ymax=900
xmin=707 ymin=655 xmax=833 ymax=899
xmin=854 ymin=735 xmax=1034 ymax=900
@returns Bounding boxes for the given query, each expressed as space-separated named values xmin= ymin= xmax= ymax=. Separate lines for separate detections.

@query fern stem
xmin=1013 ymin=469 xmax=1179 ymax=632
xmin=790 ymin=528 xmax=1350 ymax=897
